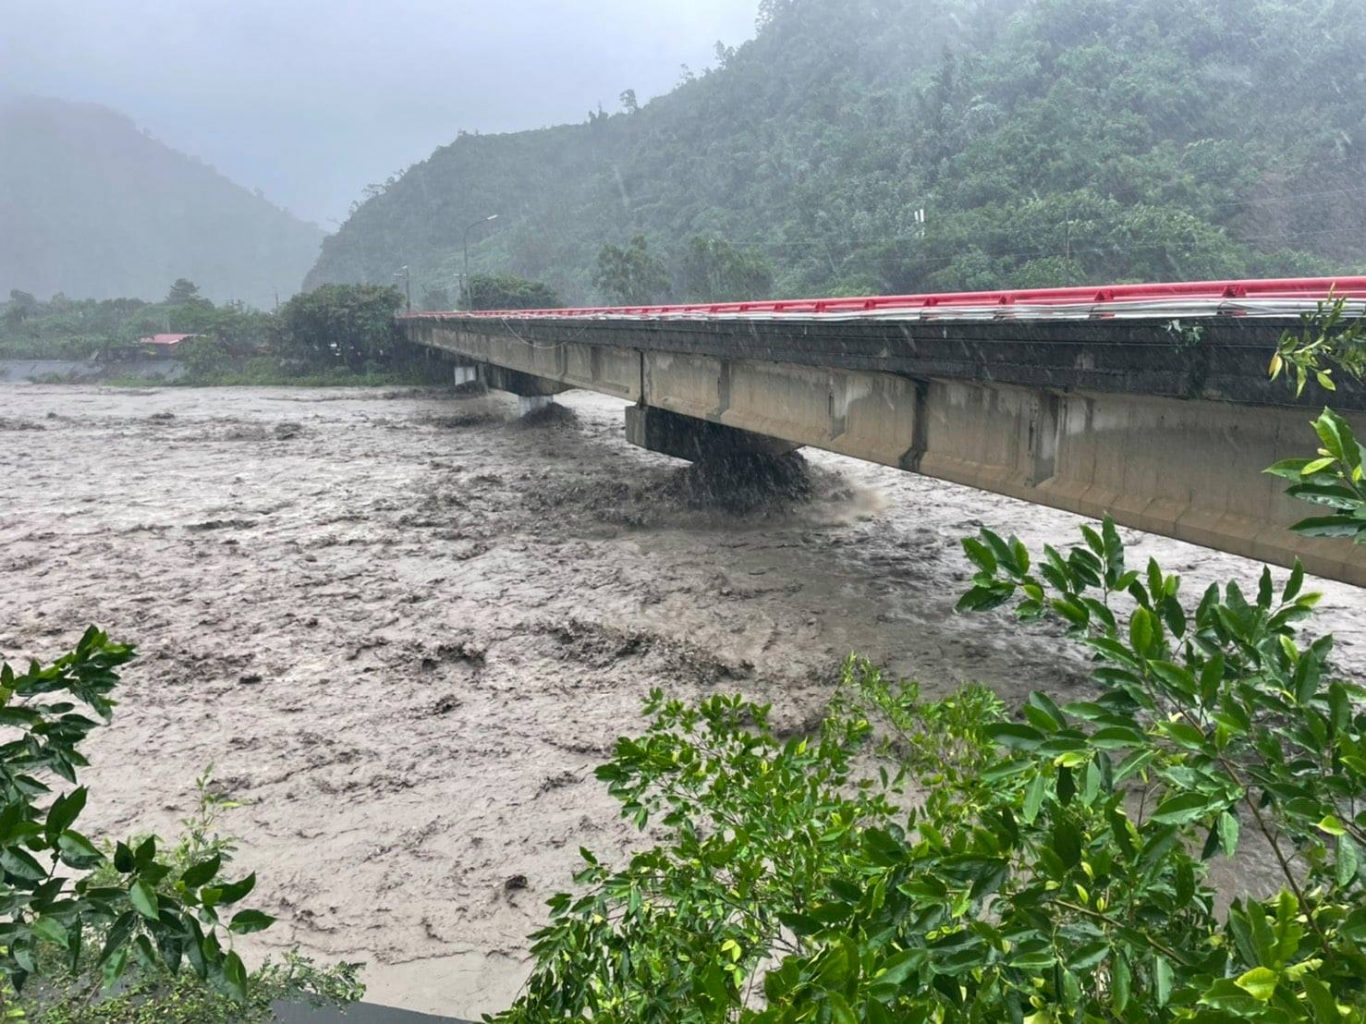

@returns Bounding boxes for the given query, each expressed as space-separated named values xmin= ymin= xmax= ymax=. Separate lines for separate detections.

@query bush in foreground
xmin=0 ymin=629 xmax=361 ymax=1021
xmin=496 ymin=515 xmax=1364 ymax=1022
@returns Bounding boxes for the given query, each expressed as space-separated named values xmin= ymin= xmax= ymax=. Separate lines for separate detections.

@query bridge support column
xmin=518 ymin=395 xmax=555 ymax=417
xmin=480 ymin=365 xmax=570 ymax=399
xmin=625 ymin=404 xmax=797 ymax=462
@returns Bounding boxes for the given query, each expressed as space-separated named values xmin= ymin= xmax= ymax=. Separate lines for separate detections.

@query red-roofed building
xmin=138 ymin=333 xmax=199 ymax=347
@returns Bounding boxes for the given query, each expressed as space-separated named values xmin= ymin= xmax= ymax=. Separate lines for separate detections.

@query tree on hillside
xmin=461 ymin=274 xmax=563 ymax=311
xmin=420 ymin=285 xmax=451 ymax=311
xmin=165 ymin=278 xmax=206 ymax=306
xmin=275 ymin=284 xmax=403 ymax=370
xmin=593 ymin=236 xmax=669 ymax=306
xmin=677 ymin=237 xmax=774 ymax=303
xmin=4 ymin=290 xmax=39 ymax=328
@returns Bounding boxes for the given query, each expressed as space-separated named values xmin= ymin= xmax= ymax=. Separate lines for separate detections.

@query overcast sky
xmin=1 ymin=0 xmax=759 ymax=226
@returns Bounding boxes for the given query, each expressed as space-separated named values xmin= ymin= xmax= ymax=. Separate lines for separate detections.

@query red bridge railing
xmin=399 ymin=276 xmax=1366 ymax=322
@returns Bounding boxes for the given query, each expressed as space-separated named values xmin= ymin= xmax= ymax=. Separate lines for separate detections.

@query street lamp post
xmin=462 ymin=214 xmax=499 ymax=308
xmin=394 ymin=265 xmax=411 ymax=311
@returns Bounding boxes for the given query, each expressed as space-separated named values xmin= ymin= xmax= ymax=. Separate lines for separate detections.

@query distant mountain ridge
xmin=0 ymin=96 xmax=325 ymax=309
xmin=306 ymin=0 xmax=1366 ymax=305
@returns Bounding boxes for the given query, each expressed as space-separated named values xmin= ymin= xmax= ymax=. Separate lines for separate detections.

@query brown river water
xmin=1 ymin=384 xmax=1362 ymax=1017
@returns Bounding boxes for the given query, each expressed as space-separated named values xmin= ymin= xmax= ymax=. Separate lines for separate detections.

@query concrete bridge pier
xmin=478 ymin=364 xmax=569 ymax=417
xmin=624 ymin=404 xmax=797 ymax=463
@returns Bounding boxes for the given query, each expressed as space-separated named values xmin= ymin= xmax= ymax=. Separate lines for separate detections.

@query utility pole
xmin=394 ymin=266 xmax=411 ymax=311
xmin=462 ymin=214 xmax=499 ymax=308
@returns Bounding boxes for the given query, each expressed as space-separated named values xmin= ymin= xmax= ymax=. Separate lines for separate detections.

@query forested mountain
xmin=308 ymin=0 xmax=1366 ymax=306
xmin=0 ymin=97 xmax=324 ymax=309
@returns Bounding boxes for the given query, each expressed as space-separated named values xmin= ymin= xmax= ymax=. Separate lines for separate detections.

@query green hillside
xmin=0 ymin=96 xmax=325 ymax=309
xmin=307 ymin=0 xmax=1366 ymax=306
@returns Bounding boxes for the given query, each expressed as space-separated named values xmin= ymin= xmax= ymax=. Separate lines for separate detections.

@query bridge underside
xmin=401 ymin=316 xmax=1365 ymax=588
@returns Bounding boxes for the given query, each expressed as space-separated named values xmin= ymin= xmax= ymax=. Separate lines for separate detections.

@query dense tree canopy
xmin=461 ymin=273 xmax=563 ymax=310
xmin=593 ymin=236 xmax=671 ymax=306
xmin=0 ymin=286 xmax=272 ymax=359
xmin=275 ymin=284 xmax=403 ymax=370
xmin=307 ymin=0 xmax=1366 ymax=305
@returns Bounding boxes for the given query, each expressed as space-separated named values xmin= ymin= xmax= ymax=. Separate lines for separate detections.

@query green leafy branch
xmin=1265 ymin=408 xmax=1366 ymax=545
xmin=0 ymin=630 xmax=273 ymax=1011
xmin=1271 ymin=297 xmax=1366 ymax=398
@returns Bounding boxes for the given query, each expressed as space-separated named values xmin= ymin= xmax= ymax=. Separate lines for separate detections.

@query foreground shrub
xmin=496 ymin=518 xmax=1364 ymax=1023
xmin=0 ymin=629 xmax=361 ymax=1020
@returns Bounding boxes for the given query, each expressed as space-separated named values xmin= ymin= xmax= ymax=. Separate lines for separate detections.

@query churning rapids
xmin=1 ymin=384 xmax=1363 ymax=1017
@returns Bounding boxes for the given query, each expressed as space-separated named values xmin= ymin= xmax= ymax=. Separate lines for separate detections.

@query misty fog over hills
xmin=308 ymin=0 xmax=1366 ymax=306
xmin=0 ymin=96 xmax=324 ymax=309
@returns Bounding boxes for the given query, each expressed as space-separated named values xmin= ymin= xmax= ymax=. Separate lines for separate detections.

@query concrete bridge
xmin=399 ymin=278 xmax=1366 ymax=588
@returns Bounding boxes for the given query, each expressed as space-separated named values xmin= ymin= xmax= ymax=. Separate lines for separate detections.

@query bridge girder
xmin=403 ymin=316 xmax=1366 ymax=588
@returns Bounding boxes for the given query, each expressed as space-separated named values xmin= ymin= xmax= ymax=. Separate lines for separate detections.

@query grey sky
xmin=1 ymin=0 xmax=759 ymax=226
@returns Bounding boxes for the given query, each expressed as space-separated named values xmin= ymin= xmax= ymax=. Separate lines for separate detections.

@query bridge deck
xmin=398 ymin=278 xmax=1366 ymax=587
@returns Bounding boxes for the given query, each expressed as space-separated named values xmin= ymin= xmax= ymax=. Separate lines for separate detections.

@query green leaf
xmin=1051 ymin=597 xmax=1090 ymax=628
xmin=1022 ymin=774 xmax=1047 ymax=824
xmin=1101 ymin=517 xmax=1125 ymax=579
xmin=1150 ymin=792 xmax=1222 ymax=826
xmin=97 ymin=912 xmax=136 ymax=966
xmin=956 ymin=585 xmax=1013 ymax=613
xmin=1234 ymin=966 xmax=1279 ymax=1001
xmin=876 ymin=949 xmax=923 ymax=987
xmin=1291 ymin=514 xmax=1363 ymax=539
xmin=223 ymin=949 xmax=248 ymax=1001
xmin=1056 ymin=764 xmax=1076 ymax=806
xmin=1314 ymin=408 xmax=1351 ymax=464
xmin=819 ymin=991 xmax=853 ymax=1024
xmin=1148 ymin=661 xmax=1196 ymax=699
xmin=1112 ymin=952 xmax=1131 ymax=1013
xmin=1317 ymin=815 xmax=1346 ymax=837
xmin=1338 ymin=835 xmax=1360 ymax=888
xmin=983 ymin=723 xmax=1045 ymax=750
xmin=1285 ymin=481 xmax=1362 ymax=509
xmin=1218 ymin=811 xmax=1239 ymax=858
xmin=1264 ymin=458 xmax=1313 ymax=481
xmin=57 ymin=830 xmax=102 ymax=868
xmin=1163 ymin=720 xmax=1206 ymax=750
xmin=1302 ymin=456 xmax=1338 ymax=476
xmin=777 ymin=912 xmax=823 ymax=937
xmin=1283 ymin=561 xmax=1305 ymax=601
xmin=1 ymin=847 xmax=47 ymax=881
xmin=31 ymin=917 xmax=69 ymax=949
xmin=45 ymin=787 xmax=87 ymax=841
xmin=229 ymin=909 xmax=276 ymax=934
xmin=1052 ymin=819 xmax=1082 ymax=868
xmin=180 ymin=854 xmax=222 ymax=889
xmin=1009 ymin=948 xmax=1056 ymax=972
xmin=215 ymin=872 xmax=257 ymax=905
xmin=1090 ymin=726 xmax=1146 ymax=749
xmin=1129 ymin=607 xmax=1155 ymax=658
xmin=129 ymin=879 xmax=159 ymax=920
xmin=1154 ymin=954 xmax=1173 ymax=1007
xmin=962 ymin=537 xmax=997 ymax=574
xmin=102 ymin=947 xmax=129 ymax=989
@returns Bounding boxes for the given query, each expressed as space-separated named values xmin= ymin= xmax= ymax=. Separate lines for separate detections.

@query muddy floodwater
xmin=1 ymin=384 xmax=1363 ymax=1017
